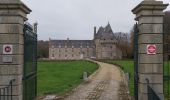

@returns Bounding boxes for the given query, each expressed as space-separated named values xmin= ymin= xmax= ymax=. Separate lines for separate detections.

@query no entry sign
xmin=3 ymin=45 xmax=13 ymax=54
xmin=147 ymin=45 xmax=156 ymax=55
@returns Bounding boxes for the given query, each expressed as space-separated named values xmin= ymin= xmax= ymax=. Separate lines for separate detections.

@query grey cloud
xmin=22 ymin=0 xmax=170 ymax=40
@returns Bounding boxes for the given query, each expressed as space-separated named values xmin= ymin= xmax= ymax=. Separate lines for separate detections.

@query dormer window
xmin=72 ymin=43 xmax=74 ymax=48
xmin=59 ymin=43 xmax=61 ymax=48
xmin=80 ymin=43 xmax=82 ymax=48
xmin=65 ymin=43 xmax=67 ymax=48
xmin=87 ymin=43 xmax=89 ymax=48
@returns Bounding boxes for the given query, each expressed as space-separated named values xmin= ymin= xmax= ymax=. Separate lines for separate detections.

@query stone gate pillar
xmin=0 ymin=0 xmax=31 ymax=100
xmin=132 ymin=0 xmax=168 ymax=100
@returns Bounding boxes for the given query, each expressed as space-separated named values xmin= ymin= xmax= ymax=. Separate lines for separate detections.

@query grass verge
xmin=102 ymin=60 xmax=170 ymax=99
xmin=37 ymin=60 xmax=98 ymax=96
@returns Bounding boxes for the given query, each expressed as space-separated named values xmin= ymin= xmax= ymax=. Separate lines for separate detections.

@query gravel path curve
xmin=63 ymin=60 xmax=130 ymax=100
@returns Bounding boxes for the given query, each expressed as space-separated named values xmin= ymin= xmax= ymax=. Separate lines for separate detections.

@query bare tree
xmin=164 ymin=11 xmax=170 ymax=59
xmin=114 ymin=32 xmax=131 ymax=58
xmin=38 ymin=40 xmax=49 ymax=58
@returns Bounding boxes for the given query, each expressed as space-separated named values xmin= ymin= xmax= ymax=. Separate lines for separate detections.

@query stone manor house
xmin=49 ymin=23 xmax=122 ymax=60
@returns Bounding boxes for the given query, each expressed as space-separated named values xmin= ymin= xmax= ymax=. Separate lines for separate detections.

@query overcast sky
xmin=21 ymin=0 xmax=170 ymax=40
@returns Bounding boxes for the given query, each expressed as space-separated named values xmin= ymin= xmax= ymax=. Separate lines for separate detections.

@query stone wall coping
xmin=132 ymin=1 xmax=168 ymax=14
xmin=0 ymin=1 xmax=31 ymax=14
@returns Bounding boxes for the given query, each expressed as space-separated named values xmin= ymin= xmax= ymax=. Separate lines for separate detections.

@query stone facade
xmin=49 ymin=40 xmax=95 ymax=60
xmin=49 ymin=23 xmax=122 ymax=60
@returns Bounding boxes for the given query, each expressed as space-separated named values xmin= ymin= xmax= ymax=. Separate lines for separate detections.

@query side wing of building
xmin=49 ymin=40 xmax=95 ymax=60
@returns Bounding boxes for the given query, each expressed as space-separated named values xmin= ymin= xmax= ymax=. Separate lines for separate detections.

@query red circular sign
xmin=147 ymin=45 xmax=156 ymax=54
xmin=5 ymin=46 xmax=11 ymax=53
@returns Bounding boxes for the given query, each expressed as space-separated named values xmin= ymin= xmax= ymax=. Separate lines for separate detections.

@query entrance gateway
xmin=23 ymin=23 xmax=37 ymax=100
xmin=132 ymin=0 xmax=169 ymax=100
xmin=0 ymin=0 xmax=37 ymax=100
xmin=0 ymin=0 xmax=169 ymax=100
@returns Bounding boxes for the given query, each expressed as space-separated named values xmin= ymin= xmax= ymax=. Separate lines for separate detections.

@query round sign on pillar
xmin=147 ymin=44 xmax=156 ymax=55
xmin=3 ymin=45 xmax=13 ymax=54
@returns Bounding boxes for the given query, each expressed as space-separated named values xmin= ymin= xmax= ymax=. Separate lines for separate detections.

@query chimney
xmin=94 ymin=26 xmax=97 ymax=39
xmin=94 ymin=26 xmax=96 ymax=34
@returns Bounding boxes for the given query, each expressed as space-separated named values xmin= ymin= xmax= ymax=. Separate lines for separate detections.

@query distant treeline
xmin=37 ymin=40 xmax=49 ymax=58
xmin=164 ymin=11 xmax=170 ymax=59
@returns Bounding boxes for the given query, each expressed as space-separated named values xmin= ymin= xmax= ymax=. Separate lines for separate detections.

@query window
xmin=72 ymin=43 xmax=74 ymax=48
xmin=87 ymin=43 xmax=89 ymax=48
xmin=65 ymin=43 xmax=67 ymax=48
xmin=87 ymin=48 xmax=89 ymax=51
xmin=59 ymin=44 xmax=61 ymax=48
xmin=80 ymin=43 xmax=83 ymax=48
xmin=52 ymin=54 xmax=54 ymax=57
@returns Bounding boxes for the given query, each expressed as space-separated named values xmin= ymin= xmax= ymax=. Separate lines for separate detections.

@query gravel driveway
xmin=63 ymin=61 xmax=130 ymax=100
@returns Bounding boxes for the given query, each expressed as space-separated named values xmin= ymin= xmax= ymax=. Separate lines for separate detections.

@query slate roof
xmin=50 ymin=23 xmax=117 ymax=48
xmin=95 ymin=23 xmax=115 ymax=39
xmin=50 ymin=40 xmax=94 ymax=48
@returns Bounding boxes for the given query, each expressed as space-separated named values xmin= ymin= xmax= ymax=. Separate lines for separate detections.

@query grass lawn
xmin=164 ymin=61 xmax=170 ymax=99
xmin=103 ymin=60 xmax=170 ymax=99
xmin=37 ymin=60 xmax=98 ymax=96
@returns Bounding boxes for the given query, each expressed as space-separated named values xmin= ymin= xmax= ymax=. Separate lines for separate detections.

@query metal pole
xmin=0 ymin=88 xmax=1 ymax=100
xmin=10 ymin=81 xmax=12 ymax=100
xmin=134 ymin=23 xmax=139 ymax=100
xmin=3 ymin=88 xmax=5 ymax=100
xmin=7 ymin=87 xmax=10 ymax=100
